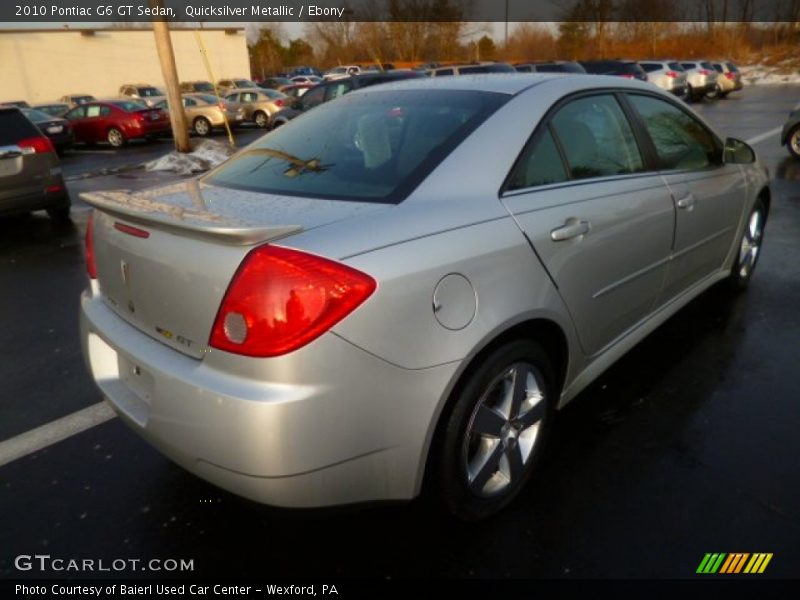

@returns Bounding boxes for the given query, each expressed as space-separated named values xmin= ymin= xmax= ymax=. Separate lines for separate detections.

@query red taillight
xmin=620 ymin=74 xmax=635 ymax=79
xmin=274 ymin=98 xmax=285 ymax=107
xmin=725 ymin=72 xmax=735 ymax=80
xmin=46 ymin=184 xmax=64 ymax=194
xmin=666 ymin=71 xmax=678 ymax=78
xmin=18 ymin=136 xmax=55 ymax=154
xmin=85 ymin=212 xmax=97 ymax=279
xmin=209 ymin=245 xmax=377 ymax=357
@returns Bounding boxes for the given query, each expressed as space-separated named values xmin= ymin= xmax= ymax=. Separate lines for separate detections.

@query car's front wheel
xmin=106 ymin=127 xmax=125 ymax=148
xmin=788 ymin=125 xmax=800 ymax=159
xmin=437 ymin=340 xmax=555 ymax=520
xmin=728 ymin=198 xmax=767 ymax=290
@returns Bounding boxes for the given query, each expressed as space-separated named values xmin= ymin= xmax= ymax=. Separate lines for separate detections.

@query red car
xmin=63 ymin=100 xmax=170 ymax=147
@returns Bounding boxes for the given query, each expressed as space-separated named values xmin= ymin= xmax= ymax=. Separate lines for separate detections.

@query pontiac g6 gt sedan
xmin=80 ymin=74 xmax=770 ymax=520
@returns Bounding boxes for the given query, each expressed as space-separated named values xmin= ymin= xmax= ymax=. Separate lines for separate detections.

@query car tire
xmin=436 ymin=339 xmax=556 ymax=521
xmin=719 ymin=91 xmax=729 ymax=99
xmin=788 ymin=125 xmax=800 ymax=159
xmin=193 ymin=117 xmax=211 ymax=137
xmin=685 ymin=84 xmax=695 ymax=102
xmin=46 ymin=206 xmax=71 ymax=222
xmin=706 ymin=84 xmax=721 ymax=100
xmin=254 ymin=111 xmax=269 ymax=129
xmin=106 ymin=127 xmax=125 ymax=148
xmin=728 ymin=198 xmax=767 ymax=291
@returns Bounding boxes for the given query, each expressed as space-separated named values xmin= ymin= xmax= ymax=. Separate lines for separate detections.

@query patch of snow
xmin=145 ymin=139 xmax=236 ymax=176
xmin=739 ymin=64 xmax=800 ymax=85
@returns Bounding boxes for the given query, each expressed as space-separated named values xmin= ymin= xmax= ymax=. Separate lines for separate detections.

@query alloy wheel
xmin=463 ymin=362 xmax=546 ymax=498
xmin=738 ymin=208 xmax=764 ymax=279
xmin=107 ymin=128 xmax=124 ymax=147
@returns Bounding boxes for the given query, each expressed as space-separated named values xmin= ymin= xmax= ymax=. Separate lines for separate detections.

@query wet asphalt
xmin=1 ymin=86 xmax=799 ymax=581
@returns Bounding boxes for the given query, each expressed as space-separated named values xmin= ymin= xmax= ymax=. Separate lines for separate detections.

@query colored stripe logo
xmin=696 ymin=553 xmax=773 ymax=574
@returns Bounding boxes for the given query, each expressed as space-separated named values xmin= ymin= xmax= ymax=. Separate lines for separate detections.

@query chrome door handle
xmin=551 ymin=219 xmax=590 ymax=241
xmin=676 ymin=193 xmax=696 ymax=210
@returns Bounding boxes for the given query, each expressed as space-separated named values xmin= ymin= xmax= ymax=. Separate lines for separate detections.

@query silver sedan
xmin=80 ymin=74 xmax=770 ymax=520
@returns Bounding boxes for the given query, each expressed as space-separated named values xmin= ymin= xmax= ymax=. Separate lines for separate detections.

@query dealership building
xmin=0 ymin=27 xmax=249 ymax=104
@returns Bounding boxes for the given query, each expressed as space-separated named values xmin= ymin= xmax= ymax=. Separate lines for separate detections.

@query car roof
xmin=349 ymin=73 xmax=661 ymax=97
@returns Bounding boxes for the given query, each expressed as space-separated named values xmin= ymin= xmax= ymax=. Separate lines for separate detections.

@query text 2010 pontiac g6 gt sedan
xmin=80 ymin=75 xmax=769 ymax=519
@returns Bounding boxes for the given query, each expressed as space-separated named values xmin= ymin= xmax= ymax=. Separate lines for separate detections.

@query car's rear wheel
xmin=706 ymin=84 xmax=721 ymax=100
xmin=193 ymin=117 xmax=211 ymax=137
xmin=437 ymin=340 xmax=555 ymax=520
xmin=728 ymin=198 xmax=766 ymax=290
xmin=254 ymin=111 xmax=268 ymax=128
xmin=686 ymin=84 xmax=695 ymax=102
xmin=788 ymin=125 xmax=800 ymax=159
xmin=106 ymin=127 xmax=125 ymax=148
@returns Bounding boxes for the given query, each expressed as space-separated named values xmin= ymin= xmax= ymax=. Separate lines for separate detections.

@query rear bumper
xmin=0 ymin=177 xmax=69 ymax=217
xmin=80 ymin=290 xmax=457 ymax=507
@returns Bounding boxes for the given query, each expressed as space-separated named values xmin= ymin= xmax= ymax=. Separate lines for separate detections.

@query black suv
xmin=270 ymin=71 xmax=426 ymax=128
xmin=0 ymin=106 xmax=70 ymax=221
xmin=579 ymin=60 xmax=648 ymax=81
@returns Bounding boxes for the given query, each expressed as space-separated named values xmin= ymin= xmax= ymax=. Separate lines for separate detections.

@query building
xmin=1 ymin=27 xmax=249 ymax=104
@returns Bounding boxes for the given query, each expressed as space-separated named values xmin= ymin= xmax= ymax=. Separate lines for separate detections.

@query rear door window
xmin=325 ymin=81 xmax=352 ymax=101
xmin=550 ymin=94 xmax=644 ymax=180
xmin=627 ymin=94 xmax=721 ymax=170
xmin=299 ymin=86 xmax=325 ymax=109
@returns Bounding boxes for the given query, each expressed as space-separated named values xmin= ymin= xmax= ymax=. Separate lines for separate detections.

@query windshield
xmin=205 ymin=89 xmax=507 ymax=203
xmin=193 ymin=82 xmax=215 ymax=92
xmin=235 ymin=79 xmax=257 ymax=88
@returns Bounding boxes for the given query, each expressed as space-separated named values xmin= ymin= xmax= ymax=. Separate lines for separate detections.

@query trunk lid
xmin=83 ymin=179 xmax=387 ymax=358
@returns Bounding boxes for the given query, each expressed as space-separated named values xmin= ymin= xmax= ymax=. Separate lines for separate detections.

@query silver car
xmin=80 ymin=75 xmax=770 ymax=520
xmin=639 ymin=61 xmax=688 ymax=96
xmin=679 ymin=61 xmax=719 ymax=101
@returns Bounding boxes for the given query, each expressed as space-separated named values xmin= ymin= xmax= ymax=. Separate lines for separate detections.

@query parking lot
xmin=2 ymin=84 xmax=800 ymax=580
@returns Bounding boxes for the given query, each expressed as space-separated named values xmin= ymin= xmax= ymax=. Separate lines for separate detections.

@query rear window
xmin=459 ymin=64 xmax=515 ymax=75
xmin=640 ymin=63 xmax=662 ymax=73
xmin=21 ymin=108 xmax=53 ymax=122
xmin=544 ymin=62 xmax=585 ymax=73
xmin=515 ymin=65 xmax=533 ymax=73
xmin=111 ymin=101 xmax=148 ymax=112
xmin=0 ymin=109 xmax=41 ymax=144
xmin=195 ymin=94 xmax=219 ymax=104
xmin=668 ymin=62 xmax=685 ymax=71
xmin=234 ymin=79 xmax=257 ymax=88
xmin=194 ymin=82 xmax=215 ymax=92
xmin=726 ymin=62 xmax=739 ymax=72
xmin=205 ymin=89 xmax=508 ymax=203
xmin=619 ymin=63 xmax=645 ymax=75
xmin=700 ymin=62 xmax=715 ymax=70
xmin=137 ymin=87 xmax=164 ymax=98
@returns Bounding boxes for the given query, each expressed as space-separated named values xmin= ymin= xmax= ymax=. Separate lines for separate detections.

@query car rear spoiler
xmin=81 ymin=189 xmax=302 ymax=245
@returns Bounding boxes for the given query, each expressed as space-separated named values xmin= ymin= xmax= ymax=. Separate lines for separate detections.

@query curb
xmin=64 ymin=162 xmax=145 ymax=182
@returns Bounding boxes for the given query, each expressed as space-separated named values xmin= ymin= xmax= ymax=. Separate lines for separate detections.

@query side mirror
xmin=724 ymin=137 xmax=756 ymax=164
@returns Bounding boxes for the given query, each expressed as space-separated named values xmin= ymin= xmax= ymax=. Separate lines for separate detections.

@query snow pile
xmin=739 ymin=64 xmax=800 ymax=85
xmin=145 ymin=139 xmax=236 ymax=175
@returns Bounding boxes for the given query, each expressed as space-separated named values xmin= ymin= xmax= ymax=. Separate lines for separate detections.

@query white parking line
xmin=746 ymin=127 xmax=783 ymax=146
xmin=0 ymin=402 xmax=116 ymax=468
